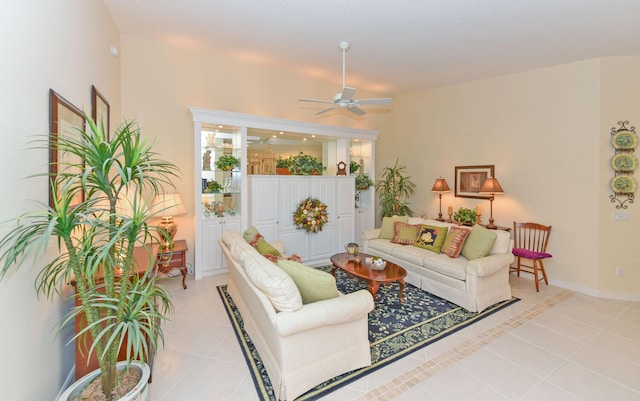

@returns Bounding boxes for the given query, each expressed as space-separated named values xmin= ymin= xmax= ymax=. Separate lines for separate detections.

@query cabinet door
xmin=248 ymin=176 xmax=279 ymax=240
xmin=202 ymin=220 xmax=223 ymax=274
xmin=335 ymin=177 xmax=355 ymax=246
xmin=279 ymin=177 xmax=309 ymax=231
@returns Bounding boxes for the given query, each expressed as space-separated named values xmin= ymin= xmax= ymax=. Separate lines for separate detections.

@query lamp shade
xmin=479 ymin=177 xmax=504 ymax=195
xmin=151 ymin=193 xmax=187 ymax=217
xmin=431 ymin=177 xmax=451 ymax=193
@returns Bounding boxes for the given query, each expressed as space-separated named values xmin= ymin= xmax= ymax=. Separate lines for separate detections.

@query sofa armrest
xmin=466 ymin=253 xmax=515 ymax=277
xmin=274 ymin=289 xmax=373 ymax=337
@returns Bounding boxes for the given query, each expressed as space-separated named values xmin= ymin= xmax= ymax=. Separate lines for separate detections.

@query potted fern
xmin=215 ymin=154 xmax=239 ymax=171
xmin=0 ymin=115 xmax=178 ymax=400
xmin=375 ymin=158 xmax=416 ymax=218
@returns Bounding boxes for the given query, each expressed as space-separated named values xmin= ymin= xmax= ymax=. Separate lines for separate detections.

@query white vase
xmin=58 ymin=361 xmax=150 ymax=401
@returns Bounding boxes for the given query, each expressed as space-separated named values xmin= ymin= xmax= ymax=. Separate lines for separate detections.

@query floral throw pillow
xmin=391 ymin=222 xmax=421 ymax=245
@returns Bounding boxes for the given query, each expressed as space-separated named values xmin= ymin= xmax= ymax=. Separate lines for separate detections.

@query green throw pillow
xmin=243 ymin=226 xmax=260 ymax=242
xmin=461 ymin=224 xmax=497 ymax=260
xmin=276 ymin=260 xmax=339 ymax=304
xmin=413 ymin=224 xmax=448 ymax=253
xmin=380 ymin=215 xmax=409 ymax=239
xmin=255 ymin=237 xmax=281 ymax=257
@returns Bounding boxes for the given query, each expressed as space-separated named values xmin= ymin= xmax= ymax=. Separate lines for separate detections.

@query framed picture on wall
xmin=454 ymin=165 xmax=495 ymax=198
xmin=49 ymin=89 xmax=86 ymax=208
xmin=91 ymin=85 xmax=110 ymax=139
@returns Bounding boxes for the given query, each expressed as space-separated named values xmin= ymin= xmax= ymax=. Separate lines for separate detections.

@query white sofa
xmin=219 ymin=230 xmax=374 ymax=401
xmin=362 ymin=218 xmax=514 ymax=312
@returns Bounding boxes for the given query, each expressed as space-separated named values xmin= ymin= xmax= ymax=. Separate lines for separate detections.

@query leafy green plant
xmin=290 ymin=152 xmax=325 ymax=175
xmin=355 ymin=174 xmax=374 ymax=190
xmin=375 ymin=158 xmax=416 ymax=218
xmin=215 ymin=154 xmax=239 ymax=171
xmin=275 ymin=155 xmax=293 ymax=169
xmin=0 ymin=115 xmax=179 ymax=400
xmin=453 ymin=207 xmax=477 ymax=225
xmin=349 ymin=160 xmax=360 ymax=174
xmin=204 ymin=180 xmax=222 ymax=193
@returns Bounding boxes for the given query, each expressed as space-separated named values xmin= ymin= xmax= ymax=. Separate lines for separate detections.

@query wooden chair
xmin=511 ymin=222 xmax=552 ymax=291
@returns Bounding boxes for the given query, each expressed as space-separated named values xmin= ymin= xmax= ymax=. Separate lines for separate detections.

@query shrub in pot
xmin=375 ymin=158 xmax=416 ymax=218
xmin=453 ymin=207 xmax=477 ymax=225
xmin=290 ymin=152 xmax=326 ymax=175
xmin=215 ymin=154 xmax=239 ymax=171
xmin=0 ymin=116 xmax=179 ymax=400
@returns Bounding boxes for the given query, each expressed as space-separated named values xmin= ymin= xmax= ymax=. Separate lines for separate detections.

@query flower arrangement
xmin=293 ymin=197 xmax=328 ymax=233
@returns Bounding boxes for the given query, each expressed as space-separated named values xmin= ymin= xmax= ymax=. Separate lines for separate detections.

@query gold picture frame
xmin=454 ymin=165 xmax=495 ymax=199
xmin=49 ymin=89 xmax=85 ymax=208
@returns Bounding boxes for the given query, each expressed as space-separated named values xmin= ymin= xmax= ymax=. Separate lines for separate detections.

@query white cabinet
xmin=201 ymin=217 xmax=240 ymax=276
xmin=248 ymin=175 xmax=355 ymax=265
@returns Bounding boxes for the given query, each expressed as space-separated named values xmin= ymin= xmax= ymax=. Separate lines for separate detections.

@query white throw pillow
xmin=242 ymin=251 xmax=303 ymax=312
xmin=489 ymin=229 xmax=511 ymax=255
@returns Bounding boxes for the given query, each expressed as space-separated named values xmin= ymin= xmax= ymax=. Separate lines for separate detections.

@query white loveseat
xmin=362 ymin=218 xmax=514 ymax=312
xmin=219 ymin=230 xmax=374 ymax=401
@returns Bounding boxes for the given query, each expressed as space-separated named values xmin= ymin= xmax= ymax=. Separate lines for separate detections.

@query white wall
xmin=0 ymin=1 xmax=120 ymax=398
xmin=390 ymin=58 xmax=639 ymax=299
xmin=119 ymin=34 xmax=393 ymax=271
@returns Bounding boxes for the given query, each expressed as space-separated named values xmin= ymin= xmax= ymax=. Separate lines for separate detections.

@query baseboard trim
xmin=549 ymin=278 xmax=640 ymax=302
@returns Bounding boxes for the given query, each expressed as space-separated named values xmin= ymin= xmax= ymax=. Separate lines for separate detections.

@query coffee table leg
xmin=368 ymin=280 xmax=380 ymax=302
xmin=330 ymin=264 xmax=337 ymax=277
xmin=398 ymin=279 xmax=405 ymax=304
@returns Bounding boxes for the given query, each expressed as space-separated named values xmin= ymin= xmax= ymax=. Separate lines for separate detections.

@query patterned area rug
xmin=217 ymin=266 xmax=519 ymax=401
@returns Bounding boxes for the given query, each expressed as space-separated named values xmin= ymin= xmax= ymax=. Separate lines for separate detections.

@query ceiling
xmin=103 ymin=0 xmax=640 ymax=95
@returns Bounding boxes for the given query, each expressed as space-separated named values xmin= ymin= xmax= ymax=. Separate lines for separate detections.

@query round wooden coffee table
xmin=330 ymin=252 xmax=407 ymax=304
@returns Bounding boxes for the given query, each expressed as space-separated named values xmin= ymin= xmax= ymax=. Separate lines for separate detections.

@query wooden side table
xmin=156 ymin=239 xmax=189 ymax=289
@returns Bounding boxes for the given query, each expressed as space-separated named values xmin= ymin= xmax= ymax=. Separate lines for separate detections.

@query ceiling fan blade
xmin=315 ymin=106 xmax=339 ymax=115
xmin=356 ymin=98 xmax=393 ymax=105
xmin=299 ymin=98 xmax=335 ymax=104
xmin=341 ymin=87 xmax=356 ymax=101
xmin=348 ymin=106 xmax=366 ymax=116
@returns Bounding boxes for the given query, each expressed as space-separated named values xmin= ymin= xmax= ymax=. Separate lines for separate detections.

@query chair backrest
xmin=513 ymin=222 xmax=552 ymax=253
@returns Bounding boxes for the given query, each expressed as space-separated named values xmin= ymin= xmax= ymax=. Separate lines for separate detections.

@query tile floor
xmin=148 ymin=273 xmax=640 ymax=401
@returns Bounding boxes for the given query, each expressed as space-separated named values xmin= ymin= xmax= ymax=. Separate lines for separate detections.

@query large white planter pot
xmin=58 ymin=361 xmax=150 ymax=401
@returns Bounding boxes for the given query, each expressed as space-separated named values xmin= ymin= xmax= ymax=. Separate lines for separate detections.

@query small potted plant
xmin=204 ymin=180 xmax=222 ymax=193
xmin=355 ymin=174 xmax=374 ymax=190
xmin=215 ymin=154 xmax=239 ymax=171
xmin=453 ymin=207 xmax=477 ymax=226
xmin=290 ymin=152 xmax=326 ymax=175
xmin=349 ymin=160 xmax=360 ymax=174
xmin=275 ymin=155 xmax=293 ymax=175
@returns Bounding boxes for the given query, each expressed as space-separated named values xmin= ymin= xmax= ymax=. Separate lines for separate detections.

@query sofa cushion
xmin=442 ymin=226 xmax=471 ymax=258
xmin=413 ymin=224 xmax=448 ymax=253
xmin=391 ymin=243 xmax=430 ymax=266
xmin=379 ymin=215 xmax=409 ymax=239
xmin=461 ymin=225 xmax=497 ymax=260
xmin=255 ymin=237 xmax=282 ymax=257
xmin=391 ymin=222 xmax=421 ymax=245
xmin=242 ymin=251 xmax=303 ymax=312
xmin=276 ymin=260 xmax=339 ymax=304
xmin=367 ymin=238 xmax=397 ymax=255
xmin=489 ymin=229 xmax=511 ymax=255
xmin=420 ymin=253 xmax=469 ymax=280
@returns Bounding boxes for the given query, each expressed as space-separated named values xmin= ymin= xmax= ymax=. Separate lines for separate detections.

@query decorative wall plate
xmin=611 ymin=153 xmax=638 ymax=172
xmin=611 ymin=130 xmax=638 ymax=150
xmin=610 ymin=175 xmax=638 ymax=194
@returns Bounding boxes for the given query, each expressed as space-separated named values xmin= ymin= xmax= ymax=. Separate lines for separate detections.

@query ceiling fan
xmin=299 ymin=41 xmax=392 ymax=116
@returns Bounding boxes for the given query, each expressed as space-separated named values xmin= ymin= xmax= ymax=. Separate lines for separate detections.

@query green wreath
xmin=293 ymin=197 xmax=328 ymax=233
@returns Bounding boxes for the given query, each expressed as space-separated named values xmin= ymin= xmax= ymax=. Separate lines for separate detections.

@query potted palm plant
xmin=375 ymin=158 xmax=416 ymax=218
xmin=0 ymin=115 xmax=179 ymax=401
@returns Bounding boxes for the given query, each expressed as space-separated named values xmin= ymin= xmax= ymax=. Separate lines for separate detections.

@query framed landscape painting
xmin=49 ymin=89 xmax=85 ymax=208
xmin=454 ymin=165 xmax=494 ymax=199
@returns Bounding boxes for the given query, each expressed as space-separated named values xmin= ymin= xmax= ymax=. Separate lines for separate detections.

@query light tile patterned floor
xmin=149 ymin=273 xmax=640 ymax=401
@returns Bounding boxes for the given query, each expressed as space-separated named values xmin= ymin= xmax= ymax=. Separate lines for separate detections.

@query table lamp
xmin=431 ymin=177 xmax=451 ymax=222
xmin=152 ymin=193 xmax=187 ymax=248
xmin=478 ymin=177 xmax=504 ymax=229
